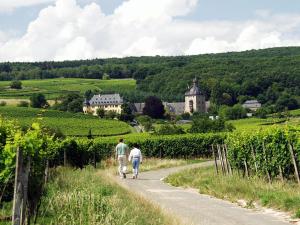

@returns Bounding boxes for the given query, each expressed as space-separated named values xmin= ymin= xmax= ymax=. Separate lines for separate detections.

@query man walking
xmin=128 ymin=143 xmax=142 ymax=179
xmin=115 ymin=138 xmax=128 ymax=178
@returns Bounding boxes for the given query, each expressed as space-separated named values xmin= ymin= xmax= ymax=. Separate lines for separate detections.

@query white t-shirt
xmin=128 ymin=148 xmax=142 ymax=162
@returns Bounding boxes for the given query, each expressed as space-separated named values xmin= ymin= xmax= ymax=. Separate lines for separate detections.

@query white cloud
xmin=0 ymin=0 xmax=300 ymax=61
xmin=0 ymin=0 xmax=55 ymax=13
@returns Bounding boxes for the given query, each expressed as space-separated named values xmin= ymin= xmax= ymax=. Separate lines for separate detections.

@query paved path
xmin=118 ymin=161 xmax=292 ymax=225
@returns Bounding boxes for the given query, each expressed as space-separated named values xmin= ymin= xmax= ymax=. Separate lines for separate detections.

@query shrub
xmin=155 ymin=124 xmax=185 ymax=135
xmin=0 ymin=101 xmax=6 ymax=106
xmin=17 ymin=101 xmax=29 ymax=107
xmin=30 ymin=93 xmax=48 ymax=108
xmin=10 ymin=80 xmax=22 ymax=89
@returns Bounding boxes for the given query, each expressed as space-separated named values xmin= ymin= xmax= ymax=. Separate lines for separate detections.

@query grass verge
xmin=165 ymin=166 xmax=300 ymax=218
xmin=36 ymin=166 xmax=180 ymax=225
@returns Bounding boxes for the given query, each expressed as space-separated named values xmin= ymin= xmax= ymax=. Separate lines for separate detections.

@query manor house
xmin=83 ymin=93 xmax=123 ymax=115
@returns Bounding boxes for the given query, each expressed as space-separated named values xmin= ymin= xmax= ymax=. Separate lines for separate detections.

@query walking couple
xmin=115 ymin=138 xmax=142 ymax=179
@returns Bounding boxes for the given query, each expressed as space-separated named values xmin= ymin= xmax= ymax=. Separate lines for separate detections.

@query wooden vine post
xmin=12 ymin=148 xmax=31 ymax=225
xmin=217 ymin=144 xmax=225 ymax=175
xmin=262 ymin=141 xmax=271 ymax=183
xmin=212 ymin=145 xmax=219 ymax=174
xmin=224 ymin=144 xmax=232 ymax=175
xmin=289 ymin=143 xmax=300 ymax=185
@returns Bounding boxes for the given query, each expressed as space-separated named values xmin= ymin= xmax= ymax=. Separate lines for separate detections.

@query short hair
xmin=133 ymin=143 xmax=140 ymax=148
xmin=119 ymin=138 xmax=123 ymax=142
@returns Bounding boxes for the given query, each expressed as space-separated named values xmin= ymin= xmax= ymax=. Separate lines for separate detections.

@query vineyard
xmin=225 ymin=126 xmax=300 ymax=183
xmin=0 ymin=78 xmax=136 ymax=100
xmin=0 ymin=106 xmax=131 ymax=136
xmin=1 ymin=113 xmax=300 ymax=223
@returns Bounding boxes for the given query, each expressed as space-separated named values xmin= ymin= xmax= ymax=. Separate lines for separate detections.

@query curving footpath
xmin=117 ymin=161 xmax=292 ymax=225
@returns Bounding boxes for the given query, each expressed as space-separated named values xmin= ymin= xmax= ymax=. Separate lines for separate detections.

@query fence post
xmin=222 ymin=145 xmax=229 ymax=174
xmin=289 ymin=143 xmax=300 ymax=185
xmin=12 ymin=147 xmax=23 ymax=225
xmin=243 ymin=159 xmax=249 ymax=178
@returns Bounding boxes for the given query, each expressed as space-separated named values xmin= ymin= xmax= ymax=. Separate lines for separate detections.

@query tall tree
xmin=143 ymin=96 xmax=165 ymax=119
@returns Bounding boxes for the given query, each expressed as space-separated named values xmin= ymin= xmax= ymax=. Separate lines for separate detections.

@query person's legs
xmin=132 ymin=158 xmax=140 ymax=178
xmin=118 ymin=156 xmax=126 ymax=178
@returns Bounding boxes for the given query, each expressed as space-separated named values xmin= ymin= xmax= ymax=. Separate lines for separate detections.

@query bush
xmin=219 ymin=104 xmax=247 ymax=120
xmin=30 ymin=93 xmax=48 ymax=108
xmin=10 ymin=80 xmax=22 ymax=89
xmin=155 ymin=124 xmax=185 ymax=135
xmin=17 ymin=101 xmax=29 ymax=107
xmin=189 ymin=115 xmax=234 ymax=133
xmin=0 ymin=101 xmax=7 ymax=106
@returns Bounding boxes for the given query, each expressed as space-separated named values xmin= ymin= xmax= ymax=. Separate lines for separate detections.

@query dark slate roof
xmin=133 ymin=103 xmax=145 ymax=113
xmin=88 ymin=94 xmax=123 ymax=106
xmin=163 ymin=102 xmax=185 ymax=115
xmin=185 ymin=78 xmax=202 ymax=96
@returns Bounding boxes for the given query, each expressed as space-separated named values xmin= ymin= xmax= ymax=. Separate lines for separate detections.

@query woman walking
xmin=128 ymin=143 xmax=142 ymax=179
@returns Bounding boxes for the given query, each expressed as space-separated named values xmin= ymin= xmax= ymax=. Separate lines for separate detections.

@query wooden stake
xmin=289 ymin=143 xmax=300 ymax=185
xmin=224 ymin=144 xmax=232 ymax=175
xmin=250 ymin=144 xmax=258 ymax=175
xmin=222 ymin=145 xmax=230 ymax=174
xmin=12 ymin=148 xmax=23 ymax=225
xmin=243 ymin=159 xmax=249 ymax=178
xmin=217 ymin=144 xmax=225 ymax=175
xmin=212 ymin=145 xmax=219 ymax=174
xmin=279 ymin=166 xmax=284 ymax=183
xmin=262 ymin=141 xmax=271 ymax=183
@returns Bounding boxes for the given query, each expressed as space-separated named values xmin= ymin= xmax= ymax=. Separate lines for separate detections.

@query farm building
xmin=242 ymin=100 xmax=261 ymax=111
xmin=83 ymin=94 xmax=123 ymax=115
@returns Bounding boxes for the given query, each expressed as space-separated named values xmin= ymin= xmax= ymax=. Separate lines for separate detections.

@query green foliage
xmin=0 ymin=106 xmax=131 ymax=136
xmin=30 ymin=93 xmax=48 ymax=108
xmin=17 ymin=101 xmax=29 ymax=107
xmin=143 ymin=96 xmax=165 ymax=119
xmin=96 ymin=108 xmax=105 ymax=118
xmin=0 ymin=78 xmax=136 ymax=101
xmin=52 ymin=92 xmax=83 ymax=113
xmin=275 ymin=93 xmax=299 ymax=112
xmin=219 ymin=104 xmax=247 ymax=120
xmin=102 ymin=73 xmax=110 ymax=80
xmin=119 ymin=103 xmax=134 ymax=122
xmin=155 ymin=124 xmax=185 ymax=135
xmin=0 ymin=101 xmax=6 ymax=106
xmin=226 ymin=126 xmax=300 ymax=180
xmin=10 ymin=80 xmax=22 ymax=89
xmin=137 ymin=115 xmax=154 ymax=132
xmin=189 ymin=115 xmax=234 ymax=133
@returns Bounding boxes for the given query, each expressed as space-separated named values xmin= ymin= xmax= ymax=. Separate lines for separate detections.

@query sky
xmin=0 ymin=0 xmax=300 ymax=61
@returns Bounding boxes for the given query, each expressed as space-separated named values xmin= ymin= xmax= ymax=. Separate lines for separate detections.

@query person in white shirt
xmin=128 ymin=143 xmax=142 ymax=179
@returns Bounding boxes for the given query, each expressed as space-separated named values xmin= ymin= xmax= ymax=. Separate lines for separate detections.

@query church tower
xmin=184 ymin=78 xmax=206 ymax=114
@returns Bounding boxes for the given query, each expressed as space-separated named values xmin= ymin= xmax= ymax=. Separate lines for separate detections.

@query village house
xmin=242 ymin=100 xmax=261 ymax=111
xmin=83 ymin=93 xmax=123 ymax=116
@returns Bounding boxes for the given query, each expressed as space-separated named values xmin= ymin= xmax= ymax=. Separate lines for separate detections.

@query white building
xmin=83 ymin=94 xmax=123 ymax=116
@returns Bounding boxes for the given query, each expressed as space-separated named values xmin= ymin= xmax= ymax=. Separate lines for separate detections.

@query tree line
xmin=1 ymin=47 xmax=300 ymax=107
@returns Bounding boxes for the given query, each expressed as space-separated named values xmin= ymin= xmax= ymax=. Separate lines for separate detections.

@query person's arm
xmin=128 ymin=150 xmax=132 ymax=162
xmin=115 ymin=145 xmax=118 ymax=160
xmin=139 ymin=149 xmax=142 ymax=163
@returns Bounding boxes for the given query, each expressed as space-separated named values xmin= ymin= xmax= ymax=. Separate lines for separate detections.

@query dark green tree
xmin=10 ymin=80 xmax=22 ymax=89
xmin=143 ymin=96 xmax=165 ymax=119
xmin=30 ymin=93 xmax=48 ymax=108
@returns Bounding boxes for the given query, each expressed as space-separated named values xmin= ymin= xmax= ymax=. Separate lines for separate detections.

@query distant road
xmin=118 ymin=162 xmax=291 ymax=225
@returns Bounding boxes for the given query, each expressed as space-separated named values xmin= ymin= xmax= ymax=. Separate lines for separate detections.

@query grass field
xmin=166 ymin=166 xmax=300 ymax=218
xmin=0 ymin=106 xmax=131 ymax=136
xmin=0 ymin=78 xmax=136 ymax=100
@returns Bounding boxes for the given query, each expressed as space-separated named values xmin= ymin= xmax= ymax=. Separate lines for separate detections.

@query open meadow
xmin=0 ymin=106 xmax=131 ymax=136
xmin=0 ymin=78 xmax=136 ymax=100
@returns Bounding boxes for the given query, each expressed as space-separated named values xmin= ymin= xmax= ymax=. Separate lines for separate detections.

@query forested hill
xmin=0 ymin=47 xmax=300 ymax=103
